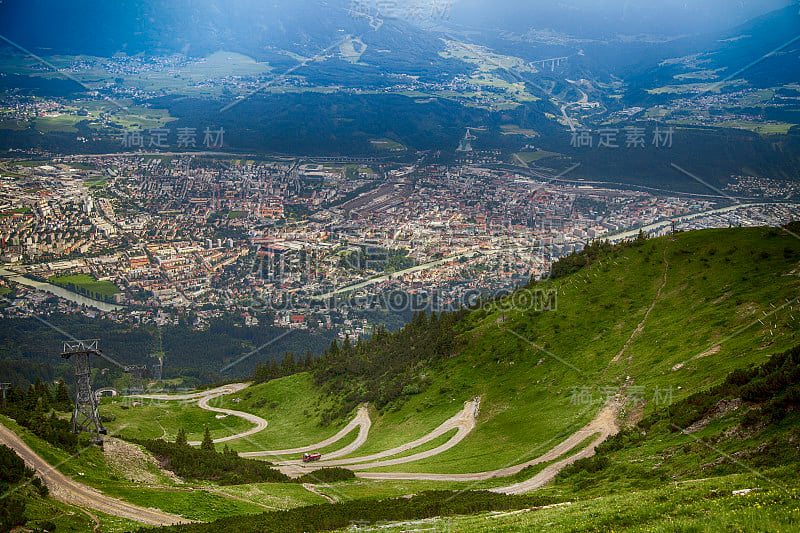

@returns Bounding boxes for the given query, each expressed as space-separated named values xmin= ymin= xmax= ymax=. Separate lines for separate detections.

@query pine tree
xmin=269 ymin=360 xmax=280 ymax=379
xmin=341 ymin=335 xmax=352 ymax=355
xmin=54 ymin=380 xmax=72 ymax=411
xmin=328 ymin=338 xmax=340 ymax=356
xmin=222 ymin=444 xmax=237 ymax=456
xmin=175 ymin=428 xmax=188 ymax=446
xmin=281 ymin=352 xmax=295 ymax=374
xmin=201 ymin=426 xmax=214 ymax=451
xmin=24 ymin=384 xmax=37 ymax=410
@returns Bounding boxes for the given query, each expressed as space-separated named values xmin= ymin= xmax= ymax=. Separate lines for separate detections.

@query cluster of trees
xmin=137 ymin=428 xmax=354 ymax=486
xmin=138 ymin=490 xmax=560 ymax=533
xmin=0 ymin=378 xmax=72 ymax=413
xmin=0 ymin=379 xmax=82 ymax=453
xmin=136 ymin=429 xmax=290 ymax=485
xmin=252 ymin=351 xmax=317 ymax=384
xmin=293 ymin=468 xmax=354 ymax=484
xmin=311 ymin=309 xmax=468 ymax=421
xmin=548 ymin=231 xmax=648 ymax=280
xmin=0 ymin=444 xmax=48 ymax=531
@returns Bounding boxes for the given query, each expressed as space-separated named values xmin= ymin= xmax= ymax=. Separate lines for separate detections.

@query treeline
xmin=0 ymin=444 xmax=48 ymax=532
xmin=0 ymin=379 xmax=82 ymax=453
xmin=0 ymin=313 xmax=335 ymax=388
xmin=252 ymin=351 xmax=317 ymax=384
xmin=53 ymin=280 xmax=117 ymax=303
xmin=138 ymin=490 xmax=560 ymax=533
xmin=311 ymin=310 xmax=468 ymax=422
xmin=548 ymin=231 xmax=647 ymax=280
xmin=0 ymin=378 xmax=72 ymax=413
xmin=135 ymin=430 xmax=355 ymax=486
xmin=136 ymin=431 xmax=289 ymax=485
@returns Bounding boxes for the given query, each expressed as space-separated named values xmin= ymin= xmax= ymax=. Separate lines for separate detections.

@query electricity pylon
xmin=60 ymin=340 xmax=106 ymax=444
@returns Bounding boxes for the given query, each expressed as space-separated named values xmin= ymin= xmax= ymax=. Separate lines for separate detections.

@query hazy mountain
xmin=0 ymin=0 xmax=467 ymax=80
xmin=446 ymin=0 xmax=793 ymax=38
xmin=624 ymin=5 xmax=800 ymax=97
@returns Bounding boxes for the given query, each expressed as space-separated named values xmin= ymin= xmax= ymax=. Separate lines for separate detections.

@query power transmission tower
xmin=0 ymin=383 xmax=10 ymax=409
xmin=124 ymin=364 xmax=148 ymax=395
xmin=60 ymin=340 xmax=106 ymax=444
xmin=152 ymin=358 xmax=163 ymax=382
xmin=152 ymin=329 xmax=164 ymax=382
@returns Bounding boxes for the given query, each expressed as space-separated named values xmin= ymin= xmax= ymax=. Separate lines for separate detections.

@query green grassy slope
xmin=364 ymin=344 xmax=800 ymax=532
xmin=101 ymin=397 xmax=256 ymax=442
xmin=359 ymin=471 xmax=799 ymax=532
xmin=377 ymin=227 xmax=799 ymax=473
xmin=220 ymin=227 xmax=798 ymax=475
xmin=0 ymin=414 xmax=321 ymax=528
xmin=213 ymin=372 xmax=354 ymax=453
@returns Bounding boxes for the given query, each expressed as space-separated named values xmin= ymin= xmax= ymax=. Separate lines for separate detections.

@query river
xmin=0 ymin=269 xmax=124 ymax=312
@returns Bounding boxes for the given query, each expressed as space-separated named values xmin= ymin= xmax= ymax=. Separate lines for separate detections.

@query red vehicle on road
xmin=302 ymin=452 xmax=321 ymax=463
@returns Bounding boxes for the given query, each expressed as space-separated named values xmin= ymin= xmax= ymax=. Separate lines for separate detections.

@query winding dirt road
xmin=136 ymin=385 xmax=375 ymax=462
xmin=306 ymin=398 xmax=480 ymax=469
xmin=354 ymin=399 xmax=620 ymax=490
xmin=490 ymin=400 xmax=621 ymax=494
xmin=240 ymin=405 xmax=372 ymax=459
xmin=0 ymin=422 xmax=191 ymax=526
xmin=134 ymin=383 xmax=269 ymax=445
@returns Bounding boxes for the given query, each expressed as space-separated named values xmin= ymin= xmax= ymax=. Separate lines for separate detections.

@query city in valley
xmin=2 ymin=155 xmax=797 ymax=337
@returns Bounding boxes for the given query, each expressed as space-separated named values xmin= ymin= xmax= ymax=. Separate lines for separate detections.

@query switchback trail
xmin=240 ymin=406 xmax=371 ymax=459
xmin=600 ymin=243 xmax=670 ymax=380
xmin=134 ymin=383 xmax=268 ymax=445
xmin=354 ymin=399 xmax=621 ymax=489
xmin=298 ymin=399 xmax=480 ymax=469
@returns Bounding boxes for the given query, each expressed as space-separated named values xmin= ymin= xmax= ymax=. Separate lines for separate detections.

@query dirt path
xmin=134 ymin=383 xmax=269 ymax=445
xmin=610 ymin=245 xmax=670 ymax=366
xmin=134 ymin=383 xmax=250 ymax=401
xmin=354 ymin=399 xmax=621 ymax=485
xmin=302 ymin=483 xmax=336 ymax=503
xmin=65 ymin=503 xmax=101 ymax=533
xmin=240 ymin=405 xmax=371 ymax=459
xmin=188 ymin=392 xmax=268 ymax=445
xmin=0 ymin=422 xmax=191 ymax=526
xmin=300 ymin=398 xmax=480 ymax=469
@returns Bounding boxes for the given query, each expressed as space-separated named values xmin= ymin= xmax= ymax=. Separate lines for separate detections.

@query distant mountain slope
xmin=0 ymin=0 xmax=468 ymax=81
xmin=626 ymin=5 xmax=800 ymax=95
xmin=446 ymin=0 xmax=792 ymax=38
